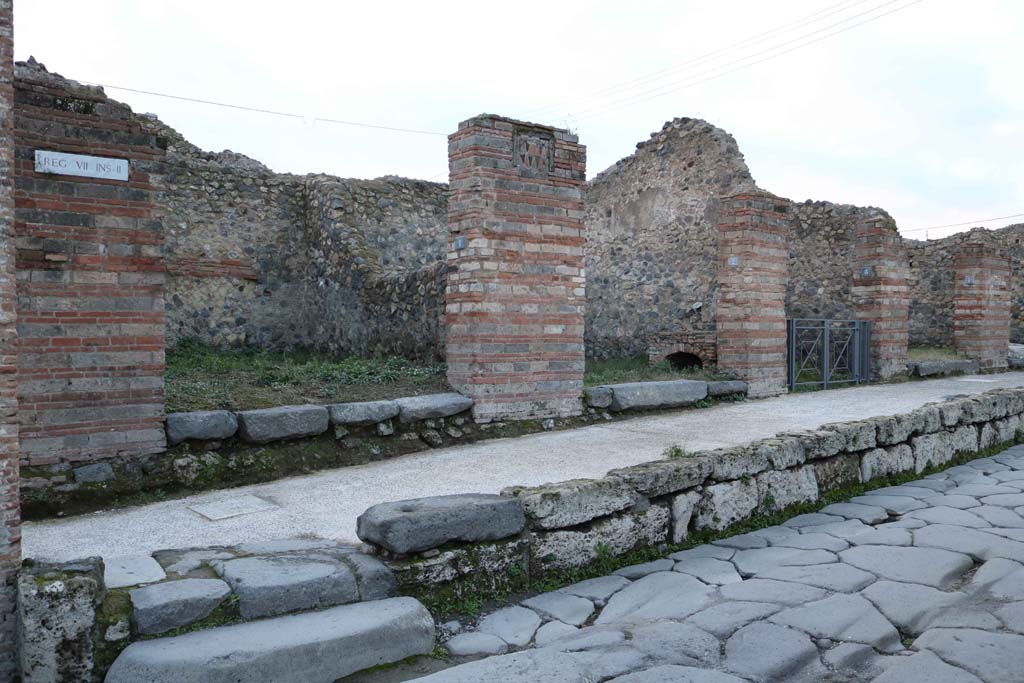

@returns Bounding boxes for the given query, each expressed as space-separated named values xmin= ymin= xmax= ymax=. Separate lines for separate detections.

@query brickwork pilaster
xmin=954 ymin=232 xmax=1010 ymax=369
xmin=715 ymin=192 xmax=790 ymax=397
xmin=853 ymin=214 xmax=910 ymax=379
xmin=446 ymin=115 xmax=586 ymax=421
xmin=0 ymin=2 xmax=19 ymax=680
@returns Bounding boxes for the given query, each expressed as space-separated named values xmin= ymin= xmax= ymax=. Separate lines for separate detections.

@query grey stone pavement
xmin=22 ymin=372 xmax=1024 ymax=564
xmin=424 ymin=444 xmax=1024 ymax=683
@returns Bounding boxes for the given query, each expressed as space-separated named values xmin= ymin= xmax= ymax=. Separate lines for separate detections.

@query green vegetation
xmin=584 ymin=357 xmax=733 ymax=387
xmin=166 ymin=340 xmax=448 ymax=411
xmin=419 ymin=436 xmax=1022 ymax=619
xmin=908 ymin=345 xmax=966 ymax=362
xmin=663 ymin=444 xmax=696 ymax=459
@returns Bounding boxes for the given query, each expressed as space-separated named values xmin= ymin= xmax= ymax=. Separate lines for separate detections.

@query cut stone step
xmin=105 ymin=597 xmax=434 ymax=683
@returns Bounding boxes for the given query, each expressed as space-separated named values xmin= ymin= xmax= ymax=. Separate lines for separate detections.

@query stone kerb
xmin=354 ymin=387 xmax=1024 ymax=597
xmin=954 ymin=231 xmax=1011 ymax=369
xmin=853 ymin=214 xmax=910 ymax=380
xmin=446 ymin=114 xmax=587 ymax=422
xmin=714 ymin=192 xmax=791 ymax=398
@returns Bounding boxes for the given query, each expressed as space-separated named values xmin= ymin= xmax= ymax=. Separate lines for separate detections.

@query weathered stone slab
xmin=872 ymin=651 xmax=982 ymax=683
xmin=106 ymin=555 xmax=167 ymax=589
xmin=709 ymin=446 xmax=769 ymax=481
xmin=521 ymin=592 xmax=594 ymax=627
xmin=694 ymin=479 xmax=758 ymax=531
xmin=769 ymin=593 xmax=901 ymax=652
xmin=584 ymin=386 xmax=613 ymax=409
xmin=724 ymin=622 xmax=821 ymax=682
xmin=214 ymin=555 xmax=358 ymax=619
xmin=850 ymin=493 xmax=925 ymax=515
xmin=673 ymin=557 xmax=742 ymax=585
xmin=860 ymin=444 xmax=915 ymax=481
xmin=628 ymin=620 xmax=721 ymax=666
xmin=707 ymin=380 xmax=747 ymax=397
xmin=237 ymin=405 xmax=329 ymax=444
xmin=822 ymin=420 xmax=877 ymax=451
xmin=607 ymin=380 xmax=708 ymax=411
xmin=608 ymin=457 xmax=710 ymax=497
xmin=327 ymin=400 xmax=400 ymax=426
xmin=340 ymin=552 xmax=397 ymax=601
xmin=504 ymin=478 xmax=636 ymax=529
xmin=911 ymin=359 xmax=979 ymax=377
xmin=756 ymin=466 xmax=818 ymax=510
xmin=166 ymin=410 xmax=238 ymax=445
xmin=130 ymin=579 xmax=231 ymax=635
xmin=756 ymin=562 xmax=875 ymax=592
xmin=73 ymin=462 xmax=115 ymax=483
xmin=532 ymin=506 xmax=670 ymax=572
xmin=477 ymin=606 xmax=542 ymax=647
xmin=732 ymin=547 xmax=836 ymax=577
xmin=689 ymin=601 xmax=781 ymax=638
xmin=914 ymin=628 xmax=1024 ymax=683
xmin=719 ymin=578 xmax=826 ymax=606
xmin=357 ymin=494 xmax=525 ymax=554
xmin=906 ymin=505 xmax=991 ymax=528
xmin=395 ymin=393 xmax=473 ymax=423
xmin=820 ymin=502 xmax=888 ymax=524
xmin=840 ymin=545 xmax=973 ymax=588
xmin=446 ymin=632 xmax=508 ymax=656
xmin=558 ymin=576 xmax=631 ymax=605
xmin=613 ymin=559 xmax=674 ymax=580
xmin=607 ymin=665 xmax=746 ymax=683
xmin=105 ymin=597 xmax=435 ymax=683
xmin=771 ymin=532 xmax=848 ymax=552
xmin=595 ymin=572 xmax=713 ymax=624
xmin=533 ymin=621 xmax=579 ymax=647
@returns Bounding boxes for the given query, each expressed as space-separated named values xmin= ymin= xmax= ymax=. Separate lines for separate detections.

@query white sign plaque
xmin=34 ymin=150 xmax=129 ymax=181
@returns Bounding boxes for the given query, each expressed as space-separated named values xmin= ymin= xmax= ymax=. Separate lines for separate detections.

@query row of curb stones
xmin=355 ymin=388 xmax=1024 ymax=594
xmin=584 ymin=379 xmax=746 ymax=411
xmin=165 ymin=392 xmax=474 ymax=445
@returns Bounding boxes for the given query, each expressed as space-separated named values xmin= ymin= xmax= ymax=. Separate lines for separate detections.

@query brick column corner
xmin=714 ymin=191 xmax=790 ymax=398
xmin=853 ymin=212 xmax=910 ymax=379
xmin=954 ymin=230 xmax=1010 ymax=369
xmin=0 ymin=1 xmax=19 ymax=680
xmin=446 ymin=114 xmax=586 ymax=422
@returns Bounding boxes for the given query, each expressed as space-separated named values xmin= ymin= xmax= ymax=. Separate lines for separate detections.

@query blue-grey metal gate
xmin=787 ymin=319 xmax=872 ymax=391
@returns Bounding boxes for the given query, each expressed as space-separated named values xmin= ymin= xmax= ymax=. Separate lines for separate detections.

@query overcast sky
xmin=13 ymin=0 xmax=1023 ymax=238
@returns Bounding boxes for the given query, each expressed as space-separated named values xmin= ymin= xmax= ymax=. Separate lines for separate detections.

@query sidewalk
xmin=22 ymin=372 xmax=1024 ymax=563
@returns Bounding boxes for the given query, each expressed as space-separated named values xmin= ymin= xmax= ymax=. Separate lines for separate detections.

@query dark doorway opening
xmin=666 ymin=351 xmax=703 ymax=370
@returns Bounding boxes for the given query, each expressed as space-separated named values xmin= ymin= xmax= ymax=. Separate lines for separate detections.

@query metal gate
xmin=787 ymin=319 xmax=871 ymax=391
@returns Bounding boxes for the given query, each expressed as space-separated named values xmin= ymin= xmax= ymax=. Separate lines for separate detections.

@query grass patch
xmin=166 ymin=340 xmax=448 ymax=412
xmin=420 ymin=436 xmax=1022 ymax=619
xmin=584 ymin=357 xmax=733 ymax=387
xmin=908 ymin=345 xmax=966 ymax=362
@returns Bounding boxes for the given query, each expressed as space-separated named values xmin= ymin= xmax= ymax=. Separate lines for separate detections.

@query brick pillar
xmin=853 ymin=213 xmax=910 ymax=379
xmin=715 ymin=192 xmax=789 ymax=397
xmin=954 ymin=232 xmax=1010 ymax=369
xmin=0 ymin=2 xmax=19 ymax=680
xmin=446 ymin=115 xmax=586 ymax=421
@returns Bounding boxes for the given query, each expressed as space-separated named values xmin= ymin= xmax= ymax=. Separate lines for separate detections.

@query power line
xmin=81 ymin=81 xmax=448 ymax=137
xmin=525 ymin=0 xmax=871 ymax=120
xmin=575 ymin=0 xmax=924 ymax=121
xmin=901 ymin=213 xmax=1024 ymax=234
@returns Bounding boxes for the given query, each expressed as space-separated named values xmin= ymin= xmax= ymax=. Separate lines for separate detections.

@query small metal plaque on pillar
xmin=35 ymin=150 xmax=129 ymax=181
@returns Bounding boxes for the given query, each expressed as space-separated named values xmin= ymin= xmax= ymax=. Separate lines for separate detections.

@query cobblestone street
xmin=425 ymin=444 xmax=1024 ymax=682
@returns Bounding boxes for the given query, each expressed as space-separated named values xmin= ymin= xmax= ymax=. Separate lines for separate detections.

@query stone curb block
xmin=707 ymin=380 xmax=748 ymax=397
xmin=356 ymin=494 xmax=525 ymax=554
xmin=328 ymin=400 xmax=400 ymax=426
xmin=607 ymin=380 xmax=708 ymax=412
xmin=395 ymin=393 xmax=473 ymax=423
xmin=236 ymin=405 xmax=329 ymax=444
xmin=502 ymin=478 xmax=638 ymax=529
xmin=166 ymin=410 xmax=238 ymax=445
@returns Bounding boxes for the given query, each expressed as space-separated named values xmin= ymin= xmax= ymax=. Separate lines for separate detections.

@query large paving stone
xmin=849 ymin=528 xmax=913 ymax=547
xmin=237 ymin=405 xmax=329 ymax=444
xmin=477 ymin=606 xmax=542 ymax=647
xmin=595 ymin=572 xmax=713 ymax=624
xmin=981 ymin=493 xmax=1024 ymax=507
xmin=914 ymin=628 xmax=1024 ymax=683
xmin=166 ymin=410 xmax=238 ymax=445
xmin=105 ymin=597 xmax=435 ymax=683
xmin=732 ymin=547 xmax=836 ymax=576
xmin=673 ymin=557 xmax=742 ymax=585
xmin=521 ymin=592 xmax=595 ymax=627
xmin=860 ymin=581 xmax=962 ymax=634
xmin=327 ymin=400 xmax=400 ymax=426
xmin=105 ymin=555 xmax=167 ymax=589
xmin=906 ymin=506 xmax=991 ymax=528
xmin=607 ymin=379 xmax=708 ymax=411
xmin=356 ymin=494 xmax=525 ymax=554
xmin=629 ymin=621 xmax=721 ymax=667
xmin=802 ymin=519 xmax=873 ymax=539
xmin=921 ymin=494 xmax=982 ymax=509
xmin=770 ymin=532 xmax=848 ymax=552
xmin=670 ymin=545 xmax=736 ymax=561
xmin=341 ymin=552 xmax=397 ymax=600
xmin=608 ymin=457 xmax=710 ymax=498
xmin=446 ymin=631 xmax=508 ymax=656
xmin=504 ymin=478 xmax=636 ymax=529
xmin=757 ymin=562 xmax=875 ymax=592
xmin=840 ymin=545 xmax=973 ymax=588
xmin=783 ymin=512 xmax=845 ymax=528
xmin=607 ymin=665 xmax=747 ymax=683
xmin=820 ymin=502 xmax=888 ymax=524
xmin=706 ymin=380 xmax=748 ymax=398
xmin=414 ymin=648 xmax=646 ymax=683
xmin=613 ymin=559 xmax=675 ymax=580
xmin=130 ymin=578 xmax=231 ymax=635
xmin=558 ymin=576 xmax=631 ymax=605
xmin=718 ymin=578 xmax=827 ymax=606
xmin=689 ymin=601 xmax=781 ymax=638
xmin=850 ymin=494 xmax=926 ymax=514
xmin=213 ymin=555 xmax=358 ymax=619
xmin=769 ymin=593 xmax=902 ymax=652
xmin=724 ymin=622 xmax=821 ymax=681
xmin=533 ymin=621 xmax=579 ymax=646
xmin=872 ymin=651 xmax=984 ymax=683
xmin=395 ymin=393 xmax=473 ymax=423
xmin=914 ymin=524 xmax=1024 ymax=562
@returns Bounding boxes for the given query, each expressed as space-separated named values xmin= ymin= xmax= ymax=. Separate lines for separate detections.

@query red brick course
xmin=954 ymin=231 xmax=1010 ymax=369
xmin=715 ymin=192 xmax=790 ymax=397
xmin=446 ymin=115 xmax=587 ymax=421
xmin=853 ymin=214 xmax=910 ymax=379
xmin=12 ymin=66 xmax=167 ymax=473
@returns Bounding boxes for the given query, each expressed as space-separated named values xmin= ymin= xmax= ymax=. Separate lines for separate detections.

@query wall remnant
xmin=954 ymin=230 xmax=1011 ymax=369
xmin=715 ymin=192 xmax=791 ymax=397
xmin=446 ymin=115 xmax=587 ymax=421
xmin=853 ymin=212 xmax=910 ymax=379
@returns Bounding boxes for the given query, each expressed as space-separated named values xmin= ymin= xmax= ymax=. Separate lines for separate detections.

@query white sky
xmin=13 ymin=0 xmax=1024 ymax=238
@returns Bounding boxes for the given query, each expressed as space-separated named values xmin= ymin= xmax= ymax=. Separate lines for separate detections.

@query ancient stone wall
xmin=584 ymin=118 xmax=756 ymax=364
xmin=13 ymin=61 xmax=167 ymax=494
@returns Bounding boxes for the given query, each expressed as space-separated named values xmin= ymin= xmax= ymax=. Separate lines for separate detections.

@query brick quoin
xmin=853 ymin=214 xmax=910 ymax=379
xmin=0 ymin=3 xmax=18 ymax=680
xmin=446 ymin=115 xmax=587 ymax=421
xmin=954 ymin=230 xmax=1010 ymax=369
xmin=715 ymin=192 xmax=790 ymax=398
xmin=12 ymin=57 xmax=167 ymax=478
